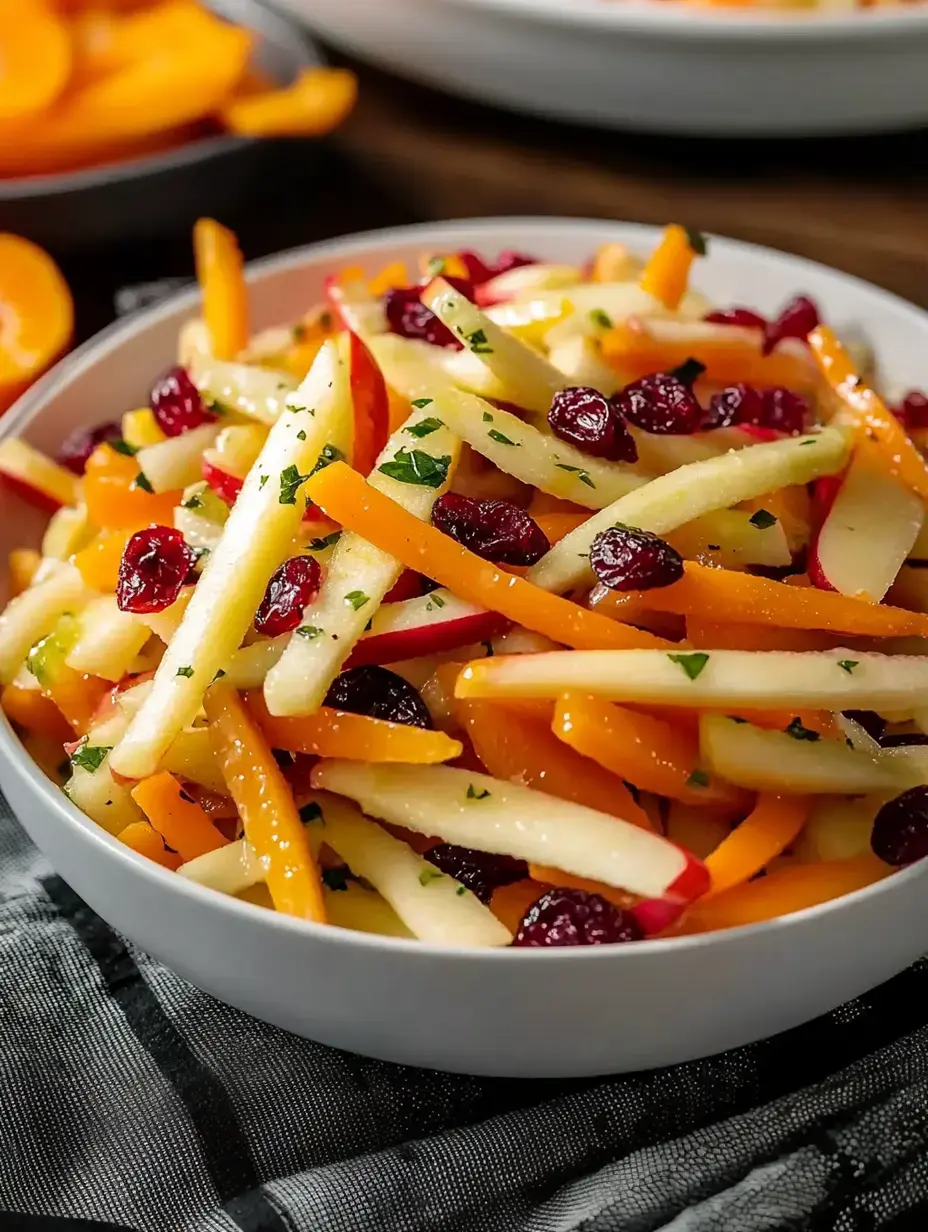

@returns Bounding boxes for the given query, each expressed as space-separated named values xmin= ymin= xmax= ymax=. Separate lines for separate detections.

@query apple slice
xmin=546 ymin=335 xmax=621 ymax=396
xmin=323 ymin=883 xmax=414 ymax=940
xmin=66 ymin=758 xmax=145 ymax=834
xmin=666 ymin=509 xmax=791 ymax=570
xmin=263 ymin=403 xmax=462 ymax=717
xmin=311 ymin=760 xmax=709 ymax=905
xmin=189 ymin=355 xmax=297 ymax=425
xmin=325 ymin=274 xmax=387 ymax=336
xmin=542 ymin=282 xmax=711 ymax=350
xmin=66 ymin=595 xmax=150 ymax=682
xmin=201 ymin=422 xmax=268 ymax=496
xmin=135 ymin=423 xmax=220 ymax=494
xmin=429 ymin=387 xmax=647 ymax=509
xmin=345 ymin=589 xmax=508 ymax=668
xmin=809 ymin=445 xmax=923 ymax=600
xmin=0 ymin=438 xmax=81 ymax=512
xmin=526 ymin=428 xmax=849 ymax=595
xmin=794 ymin=795 xmax=885 ymax=863
xmin=109 ymin=341 xmax=348 ymax=780
xmin=476 ymin=262 xmax=581 ymax=307
xmin=0 ymin=563 xmax=94 ymax=685
xmin=41 ymin=505 xmax=92 ymax=562
xmin=421 ymin=276 xmax=568 ymax=414
xmin=456 ymin=648 xmax=928 ymax=712
xmin=700 ymin=714 xmax=926 ymax=794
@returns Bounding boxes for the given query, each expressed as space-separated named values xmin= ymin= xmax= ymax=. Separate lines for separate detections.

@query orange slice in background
xmin=0 ymin=235 xmax=73 ymax=414
xmin=221 ymin=67 xmax=358 ymax=138
xmin=0 ymin=2 xmax=72 ymax=123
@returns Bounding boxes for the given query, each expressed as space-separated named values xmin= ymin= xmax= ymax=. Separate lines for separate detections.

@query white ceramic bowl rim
xmin=4 ymin=215 xmax=927 ymax=967
xmin=448 ymin=0 xmax=928 ymax=40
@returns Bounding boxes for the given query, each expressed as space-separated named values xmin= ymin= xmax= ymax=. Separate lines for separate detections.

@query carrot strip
xmin=1 ymin=683 xmax=73 ymax=742
xmin=305 ymin=462 xmax=670 ymax=652
xmin=117 ymin=821 xmax=182 ymax=871
xmin=593 ymin=561 xmax=928 ymax=638
xmin=131 ymin=771 xmax=228 ymax=862
xmin=680 ymin=853 xmax=892 ymax=933
xmin=72 ymin=528 xmax=136 ymax=592
xmin=601 ymin=319 xmax=813 ymax=388
xmin=193 ymin=218 xmax=248 ymax=361
xmin=632 ymin=703 xmax=839 ymax=741
xmin=639 ymin=224 xmax=701 ymax=310
xmin=454 ymin=695 xmax=655 ymax=829
xmin=245 ymin=691 xmax=463 ymax=764
xmin=703 ymin=794 xmax=809 ymax=898
xmin=532 ymin=512 xmax=589 ymax=546
xmin=489 ymin=879 xmax=546 ymax=932
xmin=40 ymin=667 xmax=109 ymax=737
xmin=8 ymin=548 xmax=40 ymax=596
xmin=82 ymin=445 xmax=182 ymax=531
xmin=527 ymin=490 xmax=588 ymax=518
xmin=527 ymin=864 xmax=638 ymax=911
xmin=685 ymin=619 xmax=846 ymax=653
xmin=810 ymin=326 xmax=928 ymax=503
xmin=552 ymin=693 xmax=744 ymax=807
xmin=204 ymin=683 xmax=325 ymax=922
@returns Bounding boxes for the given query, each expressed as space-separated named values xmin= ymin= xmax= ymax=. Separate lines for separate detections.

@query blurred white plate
xmin=276 ymin=0 xmax=928 ymax=135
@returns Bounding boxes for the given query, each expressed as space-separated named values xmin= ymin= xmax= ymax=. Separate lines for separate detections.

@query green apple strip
xmin=189 ymin=354 xmax=297 ymax=425
xmin=456 ymin=648 xmax=928 ymax=712
xmin=135 ymin=424 xmax=220 ymax=494
xmin=430 ymin=387 xmax=647 ymax=509
xmin=66 ymin=596 xmax=150 ymax=682
xmin=421 ymin=276 xmax=568 ymax=415
xmin=262 ymin=404 xmax=462 ymax=717
xmin=109 ymin=341 xmax=347 ymax=780
xmin=66 ymin=760 xmax=145 ymax=834
xmin=527 ymin=428 xmax=850 ymax=594
xmin=700 ymin=714 xmax=926 ymax=794
xmin=312 ymin=760 xmax=695 ymax=900
xmin=0 ymin=564 xmax=94 ymax=685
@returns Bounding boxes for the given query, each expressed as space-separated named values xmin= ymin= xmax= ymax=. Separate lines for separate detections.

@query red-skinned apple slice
xmin=201 ymin=456 xmax=244 ymax=506
xmin=0 ymin=439 xmax=80 ymax=512
xmin=349 ymin=331 xmax=390 ymax=477
xmin=809 ymin=445 xmax=924 ymax=600
xmin=311 ymin=760 xmax=710 ymax=906
xmin=345 ymin=590 xmax=510 ymax=669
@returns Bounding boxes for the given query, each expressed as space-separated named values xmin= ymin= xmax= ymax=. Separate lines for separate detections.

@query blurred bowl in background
xmin=277 ymin=0 xmax=928 ymax=136
xmin=0 ymin=0 xmax=323 ymax=251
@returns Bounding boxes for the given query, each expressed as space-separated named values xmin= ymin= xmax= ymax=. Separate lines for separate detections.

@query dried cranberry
xmin=613 ymin=370 xmax=703 ymax=436
xmin=117 ymin=526 xmax=195 ymax=614
xmin=763 ymin=295 xmax=820 ymax=355
xmin=457 ymin=250 xmax=536 ymax=285
xmin=383 ymin=286 xmax=462 ymax=349
xmin=879 ymin=733 xmax=928 ymax=748
xmin=431 ymin=493 xmax=549 ymax=566
xmin=896 ymin=390 xmax=928 ymax=430
xmin=590 ymin=525 xmax=684 ymax=592
xmin=324 ymin=665 xmax=432 ymax=729
xmin=254 ymin=556 xmax=322 ymax=638
xmin=424 ymin=844 xmax=527 ymax=904
xmin=704 ymin=308 xmax=767 ymax=331
xmin=547 ymin=386 xmax=638 ymax=463
xmin=871 ymin=787 xmax=928 ymax=866
xmin=512 ymin=888 xmax=643 ymax=947
xmin=763 ymin=388 xmax=809 ymax=436
xmin=705 ymin=383 xmax=765 ymax=429
xmin=150 ymin=366 xmax=215 ymax=437
xmin=58 ymin=422 xmax=123 ymax=475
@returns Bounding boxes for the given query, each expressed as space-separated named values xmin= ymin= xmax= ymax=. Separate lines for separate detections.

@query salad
xmin=2 ymin=218 xmax=928 ymax=950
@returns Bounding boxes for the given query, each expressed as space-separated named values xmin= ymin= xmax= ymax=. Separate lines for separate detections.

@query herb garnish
xmin=278 ymin=464 xmax=310 ymax=505
xmin=411 ymin=398 xmax=433 ymax=409
xmin=667 ymin=652 xmax=710 ymax=680
xmin=181 ymin=493 xmax=203 ymax=510
xmin=176 ymin=665 xmax=194 ymax=678
xmin=749 ymin=509 xmax=778 ymax=530
xmin=109 ymin=439 xmax=139 ymax=457
xmin=378 ymin=449 xmax=450 ymax=488
xmin=466 ymin=784 xmax=491 ymax=800
xmin=344 ymin=591 xmax=369 ymax=611
xmin=785 ymin=717 xmax=820 ymax=742
xmin=684 ymin=227 xmax=708 ymax=256
xmin=297 ymin=625 xmax=324 ymax=638
xmin=419 ymin=867 xmax=444 ymax=887
xmin=837 ymin=660 xmax=859 ymax=674
xmin=487 ymin=429 xmax=519 ymax=447
xmin=405 ymin=418 xmax=443 ymax=438
xmin=555 ymin=462 xmax=594 ymax=488
xmin=465 ymin=328 xmax=492 ymax=354
xmin=309 ymin=443 xmax=344 ymax=477
xmin=299 ymin=801 xmax=323 ymax=824
xmin=687 ymin=769 xmax=709 ymax=788
xmin=482 ymin=411 xmax=493 ymax=423
xmin=131 ymin=471 xmax=154 ymax=494
xmin=307 ymin=531 xmax=341 ymax=552
xmin=70 ymin=743 xmax=110 ymax=773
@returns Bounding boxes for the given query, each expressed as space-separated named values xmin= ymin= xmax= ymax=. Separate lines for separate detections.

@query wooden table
xmin=67 ymin=56 xmax=928 ymax=341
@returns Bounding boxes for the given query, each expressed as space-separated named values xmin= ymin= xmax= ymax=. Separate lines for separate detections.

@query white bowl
xmin=3 ymin=218 xmax=928 ymax=1078
xmin=276 ymin=0 xmax=928 ymax=136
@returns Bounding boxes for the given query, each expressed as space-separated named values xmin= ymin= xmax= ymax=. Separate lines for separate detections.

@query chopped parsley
xmin=411 ymin=398 xmax=433 ymax=409
xmin=296 ymin=429 xmax=307 ymax=441
xmin=344 ymin=591 xmax=369 ymax=611
xmin=482 ymin=411 xmax=494 ymax=423
xmin=456 ymin=885 xmax=467 ymax=897
xmin=322 ymin=866 xmax=351 ymax=892
xmin=555 ymin=462 xmax=594 ymax=488
xmin=785 ymin=717 xmax=820 ymax=742
xmin=309 ymin=443 xmax=344 ymax=477
xmin=297 ymin=625 xmax=324 ymax=639
xmin=405 ymin=417 xmax=443 ymax=438
xmin=70 ymin=743 xmax=111 ymax=773
xmin=687 ymin=769 xmax=709 ymax=788
xmin=837 ymin=659 xmax=859 ymax=674
xmin=426 ymin=256 xmax=447 ymax=277
xmin=378 ymin=449 xmax=450 ymax=488
xmin=181 ymin=493 xmax=203 ymax=510
xmin=465 ymin=328 xmax=492 ymax=354
xmin=307 ymin=531 xmax=341 ymax=552
xmin=466 ymin=784 xmax=491 ymax=800
xmin=487 ymin=429 xmax=519 ymax=447
xmin=418 ymin=867 xmax=444 ymax=887
xmin=589 ymin=308 xmax=612 ymax=330
xmin=299 ymin=801 xmax=323 ymax=824
xmin=109 ymin=439 xmax=139 ymax=457
xmin=259 ymin=474 xmax=269 ymax=489
xmin=749 ymin=509 xmax=778 ymax=530
xmin=278 ymin=464 xmax=310 ymax=505
xmin=176 ymin=665 xmax=194 ymax=678
xmin=667 ymin=651 xmax=710 ymax=680
xmin=669 ymin=358 xmax=707 ymax=386
xmin=799 ymin=439 xmax=816 ymax=446
xmin=131 ymin=471 xmax=154 ymax=494
xmin=684 ymin=227 xmax=708 ymax=257
xmin=425 ymin=594 xmax=445 ymax=611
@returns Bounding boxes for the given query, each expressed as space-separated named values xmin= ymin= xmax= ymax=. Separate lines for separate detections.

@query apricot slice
xmin=0 ymin=235 xmax=73 ymax=414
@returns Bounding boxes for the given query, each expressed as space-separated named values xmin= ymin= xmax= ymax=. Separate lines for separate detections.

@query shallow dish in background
xmin=279 ymin=0 xmax=928 ymax=135
xmin=0 ymin=0 xmax=322 ymax=252
xmin=3 ymin=218 xmax=928 ymax=1077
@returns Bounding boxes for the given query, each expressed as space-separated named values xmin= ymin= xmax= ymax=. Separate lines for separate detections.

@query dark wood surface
xmin=66 ymin=55 xmax=928 ymax=340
